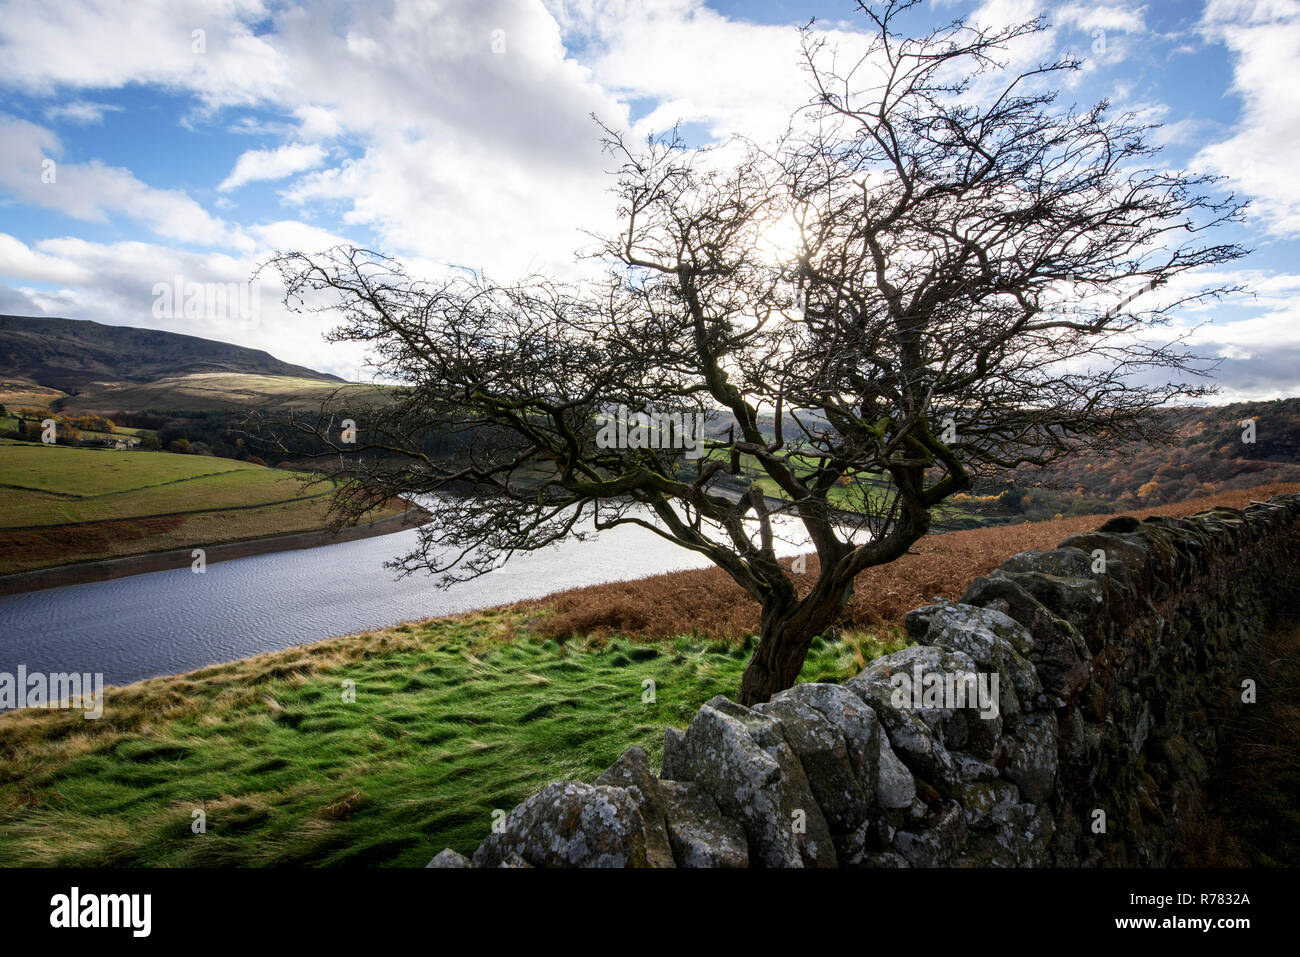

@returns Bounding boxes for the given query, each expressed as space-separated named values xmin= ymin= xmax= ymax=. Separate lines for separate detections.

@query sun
xmin=752 ymin=211 xmax=805 ymax=264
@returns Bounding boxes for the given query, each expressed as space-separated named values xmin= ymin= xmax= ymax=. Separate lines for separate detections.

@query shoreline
xmin=0 ymin=507 xmax=431 ymax=598
xmin=0 ymin=482 xmax=1294 ymax=696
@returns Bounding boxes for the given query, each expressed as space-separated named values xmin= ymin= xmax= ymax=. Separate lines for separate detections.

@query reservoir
xmin=0 ymin=506 xmax=818 ymax=690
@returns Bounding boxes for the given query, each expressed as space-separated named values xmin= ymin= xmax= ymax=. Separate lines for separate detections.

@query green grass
xmin=0 ymin=442 xmax=326 ymax=528
xmin=1 ymin=441 xmax=252 ymax=495
xmin=745 ymin=472 xmax=894 ymax=514
xmin=0 ymin=612 xmax=906 ymax=867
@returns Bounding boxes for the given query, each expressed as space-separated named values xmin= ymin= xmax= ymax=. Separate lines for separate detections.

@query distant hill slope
xmin=0 ymin=315 xmax=343 ymax=392
xmin=62 ymin=373 xmax=382 ymax=415
xmin=1005 ymin=397 xmax=1300 ymax=507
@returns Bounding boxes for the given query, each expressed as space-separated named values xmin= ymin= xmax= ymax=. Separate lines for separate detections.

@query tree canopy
xmin=260 ymin=0 xmax=1248 ymax=703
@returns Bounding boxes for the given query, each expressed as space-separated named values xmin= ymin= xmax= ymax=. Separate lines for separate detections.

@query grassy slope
xmin=0 ymin=611 xmax=901 ymax=867
xmin=0 ymin=444 xmax=328 ymax=527
xmin=0 ymin=381 xmax=66 ymax=411
xmin=63 ymin=373 xmax=384 ymax=413
xmin=0 ymin=441 xmax=402 ymax=574
xmin=2 ymin=441 xmax=256 ymax=499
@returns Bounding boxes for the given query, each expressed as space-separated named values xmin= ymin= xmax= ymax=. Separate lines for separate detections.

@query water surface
xmin=0 ymin=508 xmax=818 ymax=687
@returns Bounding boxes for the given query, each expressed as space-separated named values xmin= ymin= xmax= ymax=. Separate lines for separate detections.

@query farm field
xmin=0 ymin=441 xmax=406 ymax=575
xmin=0 ymin=442 xmax=327 ymax=527
xmin=0 ymin=412 xmax=156 ymax=446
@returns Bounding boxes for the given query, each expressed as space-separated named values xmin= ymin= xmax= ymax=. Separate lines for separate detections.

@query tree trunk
xmin=738 ymin=584 xmax=852 ymax=705
xmin=738 ymin=613 xmax=814 ymax=705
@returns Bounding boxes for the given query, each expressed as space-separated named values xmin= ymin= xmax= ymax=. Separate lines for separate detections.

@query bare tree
xmin=260 ymin=0 xmax=1247 ymax=704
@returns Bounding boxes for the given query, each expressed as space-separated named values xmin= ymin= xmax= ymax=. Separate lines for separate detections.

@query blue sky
xmin=0 ymin=0 xmax=1297 ymax=398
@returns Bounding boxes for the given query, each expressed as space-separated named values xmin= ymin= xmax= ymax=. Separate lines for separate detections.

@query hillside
xmin=61 ymin=373 xmax=374 ymax=415
xmin=0 ymin=315 xmax=343 ymax=394
xmin=1000 ymin=397 xmax=1300 ymax=510
xmin=701 ymin=399 xmax=1300 ymax=523
xmin=0 ymin=439 xmax=412 ymax=577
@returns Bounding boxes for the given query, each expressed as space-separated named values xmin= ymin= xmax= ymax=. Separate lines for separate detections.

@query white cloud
xmin=44 ymin=100 xmax=123 ymax=125
xmin=0 ymin=0 xmax=1294 ymax=403
xmin=1054 ymin=2 xmax=1146 ymax=33
xmin=1195 ymin=0 xmax=1300 ymax=237
xmin=0 ymin=0 xmax=286 ymax=107
xmin=293 ymin=105 xmax=342 ymax=140
xmin=0 ymin=232 xmax=90 ymax=284
xmin=244 ymin=220 xmax=352 ymax=254
xmin=546 ymin=0 xmax=817 ymax=142
xmin=0 ymin=233 xmax=369 ymax=378
xmin=0 ymin=114 xmax=238 ymax=248
xmin=0 ymin=283 xmax=47 ymax=315
xmin=219 ymin=142 xmax=328 ymax=191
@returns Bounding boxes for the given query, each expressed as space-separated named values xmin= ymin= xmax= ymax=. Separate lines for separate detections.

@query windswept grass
xmin=0 ymin=611 xmax=904 ymax=867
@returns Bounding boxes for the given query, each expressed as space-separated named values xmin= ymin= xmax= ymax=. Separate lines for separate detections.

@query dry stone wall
xmin=429 ymin=494 xmax=1300 ymax=868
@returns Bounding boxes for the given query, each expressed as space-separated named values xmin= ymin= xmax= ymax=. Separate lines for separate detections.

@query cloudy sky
xmin=0 ymin=0 xmax=1297 ymax=399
